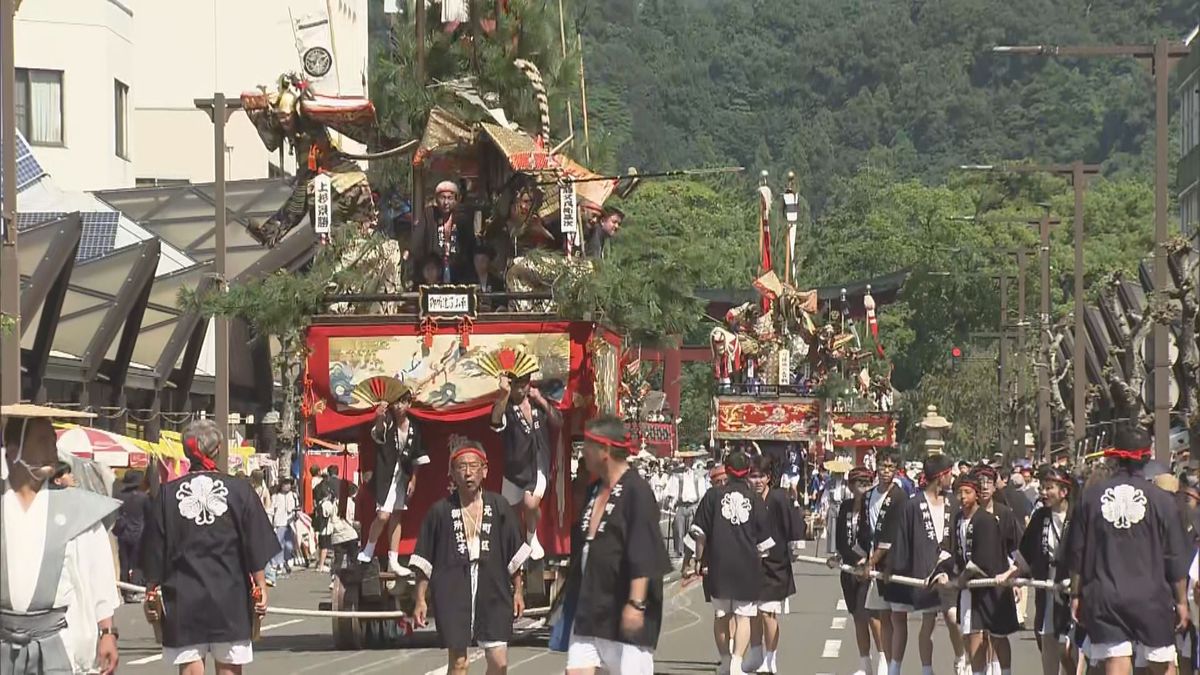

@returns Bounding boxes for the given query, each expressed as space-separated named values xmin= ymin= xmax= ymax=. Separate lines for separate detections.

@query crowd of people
xmin=8 ymin=384 xmax=1200 ymax=675
xmin=821 ymin=429 xmax=1199 ymax=675
xmin=399 ymin=178 xmax=626 ymax=305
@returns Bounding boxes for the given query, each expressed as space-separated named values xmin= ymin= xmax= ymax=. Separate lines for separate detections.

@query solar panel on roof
xmin=0 ymin=130 xmax=48 ymax=194
xmin=15 ymin=210 xmax=119 ymax=261
xmin=77 ymin=212 xmax=120 ymax=261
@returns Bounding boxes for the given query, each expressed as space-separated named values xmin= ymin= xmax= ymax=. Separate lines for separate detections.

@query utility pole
xmin=1015 ymin=249 xmax=1029 ymax=456
xmin=1 ymin=0 xmax=20 ymax=406
xmin=993 ymin=270 xmax=1012 ymax=460
xmin=962 ymin=162 xmax=1097 ymax=458
xmin=194 ymin=94 xmax=241 ymax=473
xmin=993 ymin=40 xmax=1189 ymax=460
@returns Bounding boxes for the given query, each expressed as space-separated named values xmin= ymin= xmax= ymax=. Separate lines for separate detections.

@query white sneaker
xmin=389 ymin=559 xmax=413 ymax=577
xmin=529 ymin=533 xmax=545 ymax=561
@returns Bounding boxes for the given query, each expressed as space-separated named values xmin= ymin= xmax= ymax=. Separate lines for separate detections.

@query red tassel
xmin=458 ymin=316 xmax=474 ymax=348
xmin=308 ymin=146 xmax=319 ymax=172
xmin=421 ymin=317 xmax=439 ymax=349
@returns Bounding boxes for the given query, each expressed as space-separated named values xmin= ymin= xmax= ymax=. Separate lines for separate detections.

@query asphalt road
xmin=113 ymin=551 xmax=1045 ymax=674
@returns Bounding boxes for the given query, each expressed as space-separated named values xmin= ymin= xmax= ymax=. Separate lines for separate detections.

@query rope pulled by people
xmin=792 ymin=555 xmax=1065 ymax=591
xmin=115 ymin=581 xmax=550 ymax=620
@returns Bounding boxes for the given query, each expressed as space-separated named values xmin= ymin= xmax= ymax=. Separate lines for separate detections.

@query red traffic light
xmin=951 ymin=347 xmax=963 ymax=358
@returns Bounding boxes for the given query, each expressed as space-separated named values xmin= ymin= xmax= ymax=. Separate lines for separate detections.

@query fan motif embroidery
xmin=721 ymin=490 xmax=752 ymax=526
xmin=1100 ymin=484 xmax=1147 ymax=529
xmin=177 ymin=474 xmax=230 ymax=526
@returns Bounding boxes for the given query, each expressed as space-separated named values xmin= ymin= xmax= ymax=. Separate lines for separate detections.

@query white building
xmin=13 ymin=0 xmax=368 ymax=193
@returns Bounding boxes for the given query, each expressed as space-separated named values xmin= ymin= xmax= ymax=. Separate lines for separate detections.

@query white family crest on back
xmin=721 ymin=490 xmax=752 ymax=526
xmin=178 ymin=474 xmax=230 ymax=526
xmin=1100 ymin=483 xmax=1147 ymax=529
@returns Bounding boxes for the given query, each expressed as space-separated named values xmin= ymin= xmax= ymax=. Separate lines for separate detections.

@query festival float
xmin=235 ymin=3 xmax=646 ymax=649
xmin=708 ymin=177 xmax=903 ymax=468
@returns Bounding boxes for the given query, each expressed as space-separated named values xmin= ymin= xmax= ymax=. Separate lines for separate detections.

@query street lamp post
xmin=194 ymin=94 xmax=241 ymax=473
xmin=1 ymin=0 xmax=20 ymax=406
xmin=993 ymin=40 xmax=1190 ymax=460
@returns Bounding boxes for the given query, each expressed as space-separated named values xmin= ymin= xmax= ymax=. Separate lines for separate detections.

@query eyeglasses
xmin=454 ymin=462 xmax=484 ymax=472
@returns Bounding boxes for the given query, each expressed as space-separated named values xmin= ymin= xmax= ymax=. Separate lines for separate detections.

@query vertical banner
xmin=777 ymin=348 xmax=791 ymax=386
xmin=313 ymin=173 xmax=333 ymax=241
xmin=559 ymin=180 xmax=580 ymax=250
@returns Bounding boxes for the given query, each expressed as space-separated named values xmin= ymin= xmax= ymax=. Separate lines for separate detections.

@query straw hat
xmin=1 ymin=404 xmax=95 ymax=419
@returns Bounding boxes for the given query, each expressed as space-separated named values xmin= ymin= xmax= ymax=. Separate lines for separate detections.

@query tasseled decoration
xmin=421 ymin=316 xmax=439 ymax=349
xmin=458 ymin=315 xmax=475 ymax=348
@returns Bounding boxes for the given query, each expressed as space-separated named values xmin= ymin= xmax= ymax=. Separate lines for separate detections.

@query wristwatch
xmin=626 ymin=599 xmax=647 ymax=612
xmin=98 ymin=627 xmax=119 ymax=639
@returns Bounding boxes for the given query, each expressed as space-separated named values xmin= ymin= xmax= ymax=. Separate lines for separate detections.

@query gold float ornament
xmin=476 ymin=347 xmax=540 ymax=380
xmin=350 ymin=376 xmax=411 ymax=407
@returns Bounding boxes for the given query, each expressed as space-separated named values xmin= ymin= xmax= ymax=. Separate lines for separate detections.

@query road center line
xmin=821 ymin=639 xmax=841 ymax=658
xmin=836 ymin=599 xmax=848 ymax=611
xmin=830 ymin=617 xmax=847 ymax=630
xmin=128 ymin=654 xmax=162 ymax=665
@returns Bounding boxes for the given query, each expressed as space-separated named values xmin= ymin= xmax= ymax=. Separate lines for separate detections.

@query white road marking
xmin=128 ymin=655 xmax=162 ymax=665
xmin=830 ymin=617 xmax=847 ymax=630
xmin=821 ymin=639 xmax=841 ymax=658
xmin=262 ymin=619 xmax=305 ymax=632
xmin=423 ymin=649 xmax=484 ymax=675
xmin=836 ymin=599 xmax=847 ymax=611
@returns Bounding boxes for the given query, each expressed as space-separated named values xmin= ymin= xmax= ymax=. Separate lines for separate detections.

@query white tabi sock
xmin=987 ymin=660 xmax=1000 ymax=675
xmin=887 ymin=660 xmax=902 ymax=675
xmin=922 ymin=666 xmax=934 ymax=675
xmin=764 ymin=650 xmax=777 ymax=673
xmin=357 ymin=541 xmax=377 ymax=562
xmin=876 ymin=656 xmax=889 ymax=675
xmin=730 ymin=654 xmax=744 ymax=675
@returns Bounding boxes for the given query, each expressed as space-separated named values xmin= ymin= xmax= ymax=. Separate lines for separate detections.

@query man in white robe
xmin=0 ymin=404 xmax=121 ymax=675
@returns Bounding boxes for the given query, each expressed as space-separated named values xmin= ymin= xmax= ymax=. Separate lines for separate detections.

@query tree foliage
xmin=578 ymin=0 xmax=1194 ymax=206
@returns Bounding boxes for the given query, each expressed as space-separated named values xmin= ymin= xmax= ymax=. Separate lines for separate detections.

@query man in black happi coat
xmin=1067 ymin=424 xmax=1189 ymax=674
xmin=411 ymin=441 xmax=528 ymax=675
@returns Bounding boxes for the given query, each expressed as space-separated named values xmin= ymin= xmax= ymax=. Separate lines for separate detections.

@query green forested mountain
xmin=579 ymin=0 xmax=1196 ymax=209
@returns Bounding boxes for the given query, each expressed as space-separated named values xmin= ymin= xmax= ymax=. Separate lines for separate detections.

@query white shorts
xmin=502 ymin=469 xmax=548 ymax=506
xmin=476 ymin=640 xmax=507 ymax=650
xmin=713 ymin=598 xmax=759 ymax=618
xmin=163 ymin=641 xmax=253 ymax=666
xmin=1089 ymin=641 xmax=1177 ymax=667
xmin=780 ymin=474 xmax=800 ymax=489
xmin=379 ymin=471 xmax=410 ymax=513
xmin=864 ymin=581 xmax=890 ymax=612
xmin=757 ymin=598 xmax=790 ymax=615
xmin=566 ymin=634 xmax=654 ymax=673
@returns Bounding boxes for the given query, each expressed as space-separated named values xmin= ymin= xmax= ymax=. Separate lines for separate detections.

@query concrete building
xmin=1180 ymin=26 xmax=1199 ymax=235
xmin=13 ymin=0 xmax=368 ymax=192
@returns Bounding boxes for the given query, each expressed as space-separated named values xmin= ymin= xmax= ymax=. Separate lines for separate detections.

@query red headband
xmin=927 ymin=467 xmax=953 ymax=480
xmin=1104 ymin=447 xmax=1152 ymax=461
xmin=449 ymin=445 xmax=488 ymax=466
xmin=584 ymin=430 xmax=635 ymax=449
xmin=726 ymin=466 xmax=751 ymax=478
xmin=184 ymin=436 xmax=218 ymax=472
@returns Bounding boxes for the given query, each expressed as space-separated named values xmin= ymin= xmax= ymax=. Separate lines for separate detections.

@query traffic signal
xmin=950 ymin=346 xmax=963 ymax=370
